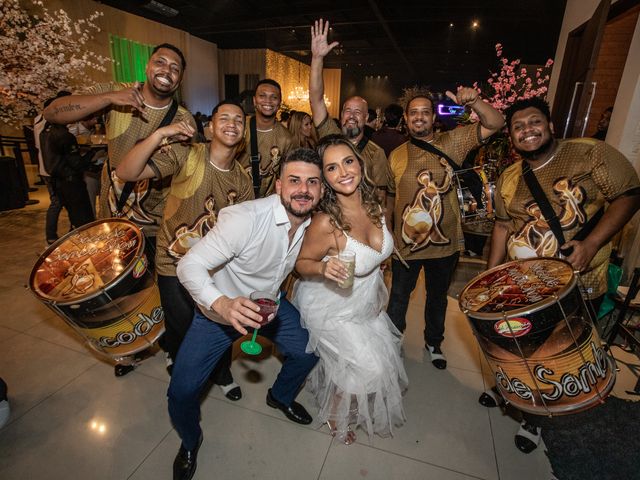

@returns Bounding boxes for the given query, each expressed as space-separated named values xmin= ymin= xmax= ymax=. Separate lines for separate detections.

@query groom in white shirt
xmin=169 ymin=148 xmax=324 ymax=480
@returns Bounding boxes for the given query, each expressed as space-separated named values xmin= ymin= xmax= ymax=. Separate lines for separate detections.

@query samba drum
xmin=29 ymin=219 xmax=164 ymax=361
xmin=459 ymin=258 xmax=615 ymax=415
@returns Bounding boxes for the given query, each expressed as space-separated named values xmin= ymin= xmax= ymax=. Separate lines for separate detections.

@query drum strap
xmin=249 ymin=116 xmax=261 ymax=198
xmin=521 ymin=162 xmax=604 ymax=257
xmin=111 ymin=98 xmax=179 ymax=216
xmin=410 ymin=137 xmax=485 ymax=208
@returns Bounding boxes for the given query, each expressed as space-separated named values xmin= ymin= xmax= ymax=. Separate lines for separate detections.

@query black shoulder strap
xmin=115 ymin=99 xmax=178 ymax=215
xmin=249 ymin=116 xmax=261 ymax=198
xmin=356 ymin=136 xmax=369 ymax=154
xmin=521 ymin=161 xmax=566 ymax=248
xmin=522 ymin=161 xmax=605 ymax=257
xmin=410 ymin=136 xmax=459 ymax=171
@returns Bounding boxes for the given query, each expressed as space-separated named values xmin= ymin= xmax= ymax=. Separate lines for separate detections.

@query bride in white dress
xmin=293 ymin=135 xmax=407 ymax=444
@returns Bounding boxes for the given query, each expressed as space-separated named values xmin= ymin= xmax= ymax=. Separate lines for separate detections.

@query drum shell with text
xmin=29 ymin=219 xmax=164 ymax=359
xmin=459 ymin=258 xmax=615 ymax=415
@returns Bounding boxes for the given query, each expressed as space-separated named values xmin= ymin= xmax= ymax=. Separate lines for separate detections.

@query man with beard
xmin=309 ymin=19 xmax=391 ymax=204
xmin=43 ymin=45 xmax=238 ymax=390
xmin=169 ymin=148 xmax=322 ymax=480
xmin=386 ymin=90 xmax=504 ymax=370
xmin=44 ymin=44 xmax=196 ymax=250
xmin=480 ymin=97 xmax=640 ymax=453
xmin=115 ymin=101 xmax=253 ymax=400
xmin=238 ymin=79 xmax=293 ymax=198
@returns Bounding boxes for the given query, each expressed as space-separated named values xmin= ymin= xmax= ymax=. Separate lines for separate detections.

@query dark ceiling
xmin=96 ymin=0 xmax=567 ymax=96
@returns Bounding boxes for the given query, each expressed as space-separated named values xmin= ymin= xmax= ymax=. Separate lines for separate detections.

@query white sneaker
xmin=427 ymin=345 xmax=447 ymax=369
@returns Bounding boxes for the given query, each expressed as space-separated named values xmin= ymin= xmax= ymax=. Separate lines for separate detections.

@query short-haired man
xmin=310 ymin=19 xmax=392 ymax=204
xmin=116 ymin=101 xmax=253 ymax=397
xmin=386 ymin=89 xmax=504 ymax=369
xmin=482 ymin=97 xmax=640 ymax=452
xmin=44 ymin=43 xmax=196 ymax=251
xmin=168 ymin=148 xmax=323 ymax=480
xmin=238 ymin=79 xmax=294 ymax=198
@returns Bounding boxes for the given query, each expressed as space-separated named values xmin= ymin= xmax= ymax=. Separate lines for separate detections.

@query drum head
xmin=29 ymin=219 xmax=145 ymax=305
xmin=458 ymin=258 xmax=576 ymax=319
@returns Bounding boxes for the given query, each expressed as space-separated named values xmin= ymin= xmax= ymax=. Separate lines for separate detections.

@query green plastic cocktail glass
xmin=240 ymin=291 xmax=279 ymax=355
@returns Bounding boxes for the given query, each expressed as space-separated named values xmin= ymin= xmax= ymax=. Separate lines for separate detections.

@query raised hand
xmin=106 ymin=82 xmax=146 ymax=111
xmin=156 ymin=120 xmax=195 ymax=143
xmin=311 ymin=19 xmax=339 ymax=58
xmin=445 ymin=87 xmax=481 ymax=107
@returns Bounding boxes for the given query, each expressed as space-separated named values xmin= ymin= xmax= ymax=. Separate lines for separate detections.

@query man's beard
xmin=282 ymin=194 xmax=316 ymax=218
xmin=342 ymin=125 xmax=361 ymax=139
xmin=516 ymin=136 xmax=554 ymax=160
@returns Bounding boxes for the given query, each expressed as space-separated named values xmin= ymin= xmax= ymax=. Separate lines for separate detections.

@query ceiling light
xmin=472 ymin=20 xmax=479 ymax=28
xmin=143 ymin=1 xmax=179 ymax=17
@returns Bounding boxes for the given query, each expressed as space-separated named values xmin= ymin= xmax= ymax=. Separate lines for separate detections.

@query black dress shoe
xmin=224 ymin=385 xmax=242 ymax=401
xmin=266 ymin=389 xmax=312 ymax=425
xmin=173 ymin=434 xmax=203 ymax=480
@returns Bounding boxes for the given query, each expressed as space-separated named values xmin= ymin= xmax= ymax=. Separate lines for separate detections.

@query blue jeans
xmin=167 ymin=298 xmax=318 ymax=450
xmin=387 ymin=252 xmax=460 ymax=347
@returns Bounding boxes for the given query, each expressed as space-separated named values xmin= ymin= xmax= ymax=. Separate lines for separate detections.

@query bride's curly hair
xmin=316 ymin=134 xmax=383 ymax=233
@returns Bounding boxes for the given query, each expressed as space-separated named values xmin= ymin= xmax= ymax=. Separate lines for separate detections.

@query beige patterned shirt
xmin=85 ymin=82 xmax=195 ymax=237
xmin=389 ymin=124 xmax=482 ymax=260
xmin=151 ymin=143 xmax=254 ymax=276
xmin=238 ymin=119 xmax=293 ymax=197
xmin=494 ymin=138 xmax=640 ymax=297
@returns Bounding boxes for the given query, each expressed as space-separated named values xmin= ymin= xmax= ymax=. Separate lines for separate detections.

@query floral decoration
xmin=0 ymin=0 xmax=110 ymax=125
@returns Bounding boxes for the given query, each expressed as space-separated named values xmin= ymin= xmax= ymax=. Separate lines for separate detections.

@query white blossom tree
xmin=0 ymin=0 xmax=110 ymax=125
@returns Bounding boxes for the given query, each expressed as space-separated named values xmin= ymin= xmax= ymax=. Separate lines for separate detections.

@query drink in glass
xmin=338 ymin=250 xmax=356 ymax=289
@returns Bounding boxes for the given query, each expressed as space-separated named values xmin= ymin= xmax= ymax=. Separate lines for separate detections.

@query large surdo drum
xmin=29 ymin=219 xmax=164 ymax=360
xmin=459 ymin=258 xmax=615 ymax=415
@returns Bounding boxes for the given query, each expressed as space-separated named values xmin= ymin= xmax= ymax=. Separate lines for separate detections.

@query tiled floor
xmin=1 ymin=186 xmax=638 ymax=479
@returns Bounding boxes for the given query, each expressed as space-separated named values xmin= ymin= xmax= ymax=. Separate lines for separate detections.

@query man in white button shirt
xmin=169 ymin=148 xmax=323 ymax=480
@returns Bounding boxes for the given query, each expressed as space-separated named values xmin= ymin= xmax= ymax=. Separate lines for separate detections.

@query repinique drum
xmin=459 ymin=258 xmax=615 ymax=415
xmin=29 ymin=219 xmax=164 ymax=360
xmin=453 ymin=163 xmax=495 ymax=225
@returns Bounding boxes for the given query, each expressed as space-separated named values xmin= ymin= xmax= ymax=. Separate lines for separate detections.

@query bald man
xmin=309 ymin=19 xmax=391 ymax=204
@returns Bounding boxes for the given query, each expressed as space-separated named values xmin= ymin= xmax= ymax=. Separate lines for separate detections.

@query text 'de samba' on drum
xmin=459 ymin=257 xmax=615 ymax=416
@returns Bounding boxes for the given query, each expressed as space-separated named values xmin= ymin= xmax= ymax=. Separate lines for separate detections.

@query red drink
xmin=255 ymin=298 xmax=277 ymax=325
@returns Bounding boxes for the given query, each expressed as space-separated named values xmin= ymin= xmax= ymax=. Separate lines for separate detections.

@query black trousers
xmin=157 ymin=274 xmax=233 ymax=385
xmin=386 ymin=252 xmax=460 ymax=347
xmin=52 ymin=176 xmax=94 ymax=229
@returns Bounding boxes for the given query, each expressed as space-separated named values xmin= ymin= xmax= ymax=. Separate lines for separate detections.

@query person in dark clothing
xmin=591 ymin=106 xmax=613 ymax=141
xmin=40 ymin=120 xmax=95 ymax=229
xmin=371 ymin=103 xmax=408 ymax=157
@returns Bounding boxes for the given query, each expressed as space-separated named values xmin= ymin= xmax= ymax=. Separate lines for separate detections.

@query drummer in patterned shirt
xmin=386 ymin=89 xmax=504 ymax=370
xmin=116 ymin=100 xmax=253 ymax=401
xmin=238 ymin=79 xmax=294 ymax=198
xmin=481 ymin=96 xmax=640 ymax=453
xmin=309 ymin=19 xmax=392 ymax=205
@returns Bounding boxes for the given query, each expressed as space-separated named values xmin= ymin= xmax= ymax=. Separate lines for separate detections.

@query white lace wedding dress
xmin=292 ymin=224 xmax=408 ymax=440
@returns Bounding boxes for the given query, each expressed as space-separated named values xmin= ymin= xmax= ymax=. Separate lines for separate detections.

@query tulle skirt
xmin=292 ymin=269 xmax=408 ymax=440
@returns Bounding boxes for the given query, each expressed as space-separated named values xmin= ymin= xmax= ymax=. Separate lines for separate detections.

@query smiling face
xmin=276 ymin=160 xmax=323 ymax=219
xmin=340 ymin=97 xmax=367 ymax=139
xmin=210 ymin=104 xmax=245 ymax=148
xmin=322 ymin=144 xmax=362 ymax=196
xmin=145 ymin=48 xmax=183 ymax=98
xmin=509 ymin=106 xmax=554 ymax=159
xmin=301 ymin=115 xmax=313 ymax=138
xmin=253 ymin=83 xmax=281 ymax=121
xmin=405 ymin=96 xmax=436 ymax=139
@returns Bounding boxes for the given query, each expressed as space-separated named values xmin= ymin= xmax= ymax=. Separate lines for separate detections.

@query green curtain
xmin=109 ymin=35 xmax=154 ymax=82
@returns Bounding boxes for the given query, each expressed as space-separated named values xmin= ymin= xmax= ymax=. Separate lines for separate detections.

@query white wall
xmin=549 ymin=0 xmax=640 ymax=274
xmin=183 ymin=35 xmax=219 ymax=116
